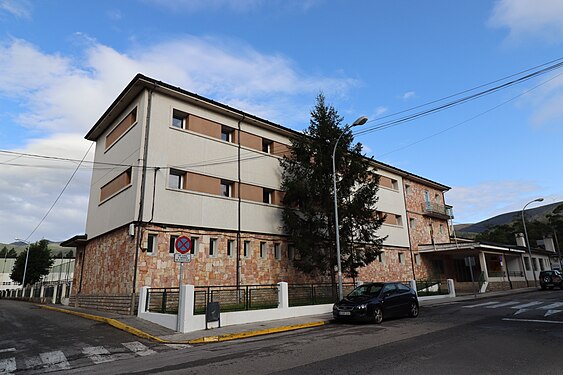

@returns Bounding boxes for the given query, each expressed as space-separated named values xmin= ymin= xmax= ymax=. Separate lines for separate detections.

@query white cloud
xmin=401 ymin=91 xmax=415 ymax=100
xmin=373 ymin=106 xmax=388 ymax=117
xmin=446 ymin=180 xmax=546 ymax=224
xmin=489 ymin=0 xmax=563 ymax=42
xmin=0 ymin=0 xmax=31 ymax=19
xmin=0 ymin=35 xmax=357 ymax=243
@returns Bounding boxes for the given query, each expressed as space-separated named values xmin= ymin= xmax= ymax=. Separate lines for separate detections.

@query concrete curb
xmin=35 ymin=304 xmax=329 ymax=345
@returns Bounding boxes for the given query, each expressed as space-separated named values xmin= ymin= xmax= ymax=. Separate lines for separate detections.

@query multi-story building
xmin=63 ymin=74 xmax=453 ymax=313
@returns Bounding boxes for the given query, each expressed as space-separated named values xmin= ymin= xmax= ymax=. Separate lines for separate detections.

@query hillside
xmin=456 ymin=201 xmax=563 ymax=236
xmin=0 ymin=241 xmax=73 ymax=257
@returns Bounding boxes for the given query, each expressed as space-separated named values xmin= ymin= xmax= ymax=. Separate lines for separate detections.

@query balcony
xmin=421 ymin=203 xmax=454 ymax=220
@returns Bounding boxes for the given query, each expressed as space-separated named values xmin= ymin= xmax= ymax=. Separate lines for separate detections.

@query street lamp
xmin=522 ymin=198 xmax=543 ymax=287
xmin=332 ymin=116 xmax=368 ymax=301
xmin=15 ymin=238 xmax=30 ymax=288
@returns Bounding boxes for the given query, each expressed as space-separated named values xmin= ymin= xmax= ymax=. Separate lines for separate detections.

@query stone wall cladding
xmin=403 ymin=178 xmax=450 ymax=250
xmin=357 ymin=246 xmax=414 ymax=282
xmin=73 ymin=223 xmax=455 ymax=303
xmin=71 ymin=226 xmax=136 ymax=297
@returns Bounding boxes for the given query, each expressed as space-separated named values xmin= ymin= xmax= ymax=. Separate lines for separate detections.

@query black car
xmin=540 ymin=270 xmax=563 ymax=290
xmin=333 ymin=282 xmax=419 ymax=324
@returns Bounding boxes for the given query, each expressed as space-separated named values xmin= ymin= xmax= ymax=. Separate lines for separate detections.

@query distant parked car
xmin=539 ymin=270 xmax=563 ymax=290
xmin=333 ymin=282 xmax=419 ymax=324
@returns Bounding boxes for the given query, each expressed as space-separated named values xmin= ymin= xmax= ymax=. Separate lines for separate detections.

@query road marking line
xmin=503 ymin=318 xmax=563 ymax=324
xmin=83 ymin=346 xmax=114 ymax=364
xmin=40 ymin=350 xmax=70 ymax=370
xmin=463 ymin=301 xmax=500 ymax=308
xmin=122 ymin=341 xmax=156 ymax=356
xmin=511 ymin=301 xmax=543 ymax=309
xmin=485 ymin=301 xmax=520 ymax=308
xmin=539 ymin=302 xmax=563 ymax=310
xmin=0 ymin=348 xmax=16 ymax=354
xmin=0 ymin=357 xmax=16 ymax=374
xmin=544 ymin=309 xmax=562 ymax=317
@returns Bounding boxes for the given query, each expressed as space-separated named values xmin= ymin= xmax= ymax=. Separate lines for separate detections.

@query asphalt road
xmin=0 ymin=300 xmax=182 ymax=374
xmin=2 ymin=290 xmax=563 ymax=374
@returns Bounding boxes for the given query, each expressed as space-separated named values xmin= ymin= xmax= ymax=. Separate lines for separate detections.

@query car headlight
xmin=354 ymin=303 xmax=368 ymax=310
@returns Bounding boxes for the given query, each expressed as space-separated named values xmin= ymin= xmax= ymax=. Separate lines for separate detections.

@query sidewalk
xmin=36 ymin=286 xmax=539 ymax=345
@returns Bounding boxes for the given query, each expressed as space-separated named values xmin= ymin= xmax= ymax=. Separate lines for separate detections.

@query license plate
xmin=339 ymin=311 xmax=351 ymax=316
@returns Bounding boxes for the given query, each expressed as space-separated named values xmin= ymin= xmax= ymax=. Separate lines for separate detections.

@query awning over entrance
xmin=418 ymin=240 xmax=526 ymax=255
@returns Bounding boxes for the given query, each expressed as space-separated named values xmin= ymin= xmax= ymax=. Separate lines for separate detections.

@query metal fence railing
xmin=146 ymin=288 xmax=180 ymax=314
xmin=194 ymin=285 xmax=279 ymax=315
xmin=415 ymin=279 xmax=448 ymax=296
xmin=288 ymin=283 xmax=356 ymax=307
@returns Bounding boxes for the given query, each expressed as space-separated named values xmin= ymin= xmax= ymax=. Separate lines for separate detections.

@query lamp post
xmin=15 ymin=238 xmax=31 ymax=288
xmin=522 ymin=198 xmax=543 ymax=287
xmin=332 ymin=116 xmax=368 ymax=301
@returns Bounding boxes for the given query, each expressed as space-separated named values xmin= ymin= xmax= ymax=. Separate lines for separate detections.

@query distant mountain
xmin=456 ymin=201 xmax=563 ymax=235
xmin=0 ymin=241 xmax=74 ymax=256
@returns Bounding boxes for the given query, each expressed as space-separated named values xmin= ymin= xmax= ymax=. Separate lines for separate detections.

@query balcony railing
xmin=421 ymin=203 xmax=454 ymax=219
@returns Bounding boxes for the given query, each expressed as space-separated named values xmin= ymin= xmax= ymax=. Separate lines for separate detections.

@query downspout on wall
xmin=132 ymin=86 xmax=154 ymax=314
xmin=236 ymin=115 xmax=245 ymax=290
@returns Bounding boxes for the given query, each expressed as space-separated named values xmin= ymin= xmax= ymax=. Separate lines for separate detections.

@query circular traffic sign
xmin=175 ymin=236 xmax=192 ymax=254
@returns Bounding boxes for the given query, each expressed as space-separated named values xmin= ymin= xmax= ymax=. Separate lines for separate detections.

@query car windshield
xmin=348 ymin=283 xmax=384 ymax=297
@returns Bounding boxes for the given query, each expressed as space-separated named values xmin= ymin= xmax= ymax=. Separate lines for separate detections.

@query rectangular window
xmin=274 ymin=243 xmax=281 ymax=260
xmin=262 ymin=139 xmax=272 ymax=153
xmin=405 ymin=184 xmax=411 ymax=195
xmin=398 ymin=252 xmax=405 ymax=264
xmin=263 ymin=188 xmax=273 ymax=204
xmin=147 ymin=234 xmax=157 ymax=255
xmin=169 ymin=235 xmax=178 ymax=254
xmin=105 ymin=107 xmax=137 ymax=149
xmin=190 ymin=237 xmax=199 ymax=255
xmin=168 ymin=169 xmax=185 ymax=189
xmin=533 ymin=258 xmax=538 ymax=271
xmin=260 ymin=242 xmax=267 ymax=259
xmin=524 ymin=257 xmax=531 ymax=271
xmin=391 ymin=179 xmax=399 ymax=190
xmin=172 ymin=109 xmax=187 ymax=129
xmin=209 ymin=238 xmax=217 ymax=257
xmin=409 ymin=218 xmax=416 ymax=229
xmin=227 ymin=240 xmax=234 ymax=257
xmin=395 ymin=215 xmax=403 ymax=227
xmin=220 ymin=180 xmax=233 ymax=197
xmin=243 ymin=241 xmax=251 ymax=258
xmin=539 ymin=258 xmax=545 ymax=271
xmin=439 ymin=224 xmax=444 ymax=234
xmin=100 ymin=168 xmax=132 ymax=202
xmin=414 ymin=253 xmax=421 ymax=265
xmin=378 ymin=252 xmax=385 ymax=263
xmin=221 ymin=126 xmax=234 ymax=142
xmin=288 ymin=244 xmax=295 ymax=260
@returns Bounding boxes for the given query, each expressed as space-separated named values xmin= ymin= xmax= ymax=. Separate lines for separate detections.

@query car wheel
xmin=543 ymin=276 xmax=552 ymax=283
xmin=372 ymin=306 xmax=383 ymax=324
xmin=408 ymin=302 xmax=419 ymax=318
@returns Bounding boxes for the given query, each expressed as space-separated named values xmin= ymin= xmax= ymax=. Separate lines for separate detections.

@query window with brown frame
xmin=105 ymin=108 xmax=137 ymax=150
xmin=100 ymin=168 xmax=132 ymax=202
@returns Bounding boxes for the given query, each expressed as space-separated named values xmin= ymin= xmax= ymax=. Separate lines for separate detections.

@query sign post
xmin=174 ymin=236 xmax=192 ymax=288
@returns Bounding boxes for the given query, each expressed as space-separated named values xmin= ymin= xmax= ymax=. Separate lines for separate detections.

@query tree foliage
xmin=10 ymin=240 xmax=54 ymax=286
xmin=0 ymin=246 xmax=17 ymax=258
xmin=280 ymin=94 xmax=385 ymax=279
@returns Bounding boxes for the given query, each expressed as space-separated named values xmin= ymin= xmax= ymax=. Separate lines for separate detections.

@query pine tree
xmin=280 ymin=94 xmax=385 ymax=280
xmin=10 ymin=240 xmax=54 ymax=286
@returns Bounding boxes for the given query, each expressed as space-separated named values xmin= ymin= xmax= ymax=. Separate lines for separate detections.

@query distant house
xmin=63 ymin=74 xmax=453 ymax=314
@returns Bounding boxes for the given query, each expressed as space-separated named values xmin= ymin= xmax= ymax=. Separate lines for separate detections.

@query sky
xmin=0 ymin=0 xmax=562 ymax=244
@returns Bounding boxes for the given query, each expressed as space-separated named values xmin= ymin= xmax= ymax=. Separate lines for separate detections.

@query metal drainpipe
xmin=236 ymin=115 xmax=245 ymax=290
xmin=132 ymin=86 xmax=154 ymax=314
xmin=403 ymin=184 xmax=416 ymax=281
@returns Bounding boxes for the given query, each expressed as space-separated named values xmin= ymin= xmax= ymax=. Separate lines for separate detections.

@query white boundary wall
xmin=138 ymin=280 xmax=456 ymax=333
